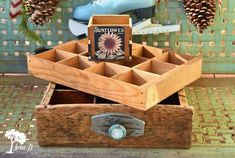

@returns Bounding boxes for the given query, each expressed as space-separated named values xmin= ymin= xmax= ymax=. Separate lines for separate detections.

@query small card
xmin=88 ymin=15 xmax=132 ymax=61
xmin=90 ymin=26 xmax=131 ymax=61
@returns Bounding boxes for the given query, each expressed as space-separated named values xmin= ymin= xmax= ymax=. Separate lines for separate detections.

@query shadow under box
xmin=49 ymin=89 xmax=95 ymax=105
xmin=51 ymin=84 xmax=180 ymax=105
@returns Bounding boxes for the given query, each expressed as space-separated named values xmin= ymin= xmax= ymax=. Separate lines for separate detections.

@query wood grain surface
xmin=36 ymin=83 xmax=193 ymax=148
xmin=28 ymin=39 xmax=202 ymax=110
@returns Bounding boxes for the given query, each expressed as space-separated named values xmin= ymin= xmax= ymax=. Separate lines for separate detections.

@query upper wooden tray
xmin=28 ymin=39 xmax=202 ymax=110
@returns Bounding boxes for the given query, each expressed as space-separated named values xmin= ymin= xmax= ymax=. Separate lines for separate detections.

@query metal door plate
xmin=91 ymin=113 xmax=145 ymax=137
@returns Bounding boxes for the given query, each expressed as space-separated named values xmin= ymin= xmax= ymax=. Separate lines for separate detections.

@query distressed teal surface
xmin=0 ymin=0 xmax=235 ymax=73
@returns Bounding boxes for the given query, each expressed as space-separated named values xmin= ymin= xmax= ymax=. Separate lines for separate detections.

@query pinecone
xmin=24 ymin=0 xmax=59 ymax=26
xmin=183 ymin=0 xmax=216 ymax=32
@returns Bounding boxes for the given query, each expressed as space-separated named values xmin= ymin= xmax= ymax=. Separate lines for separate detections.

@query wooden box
xmin=36 ymin=83 xmax=193 ymax=148
xmin=28 ymin=39 xmax=202 ymax=111
xmin=88 ymin=15 xmax=132 ymax=61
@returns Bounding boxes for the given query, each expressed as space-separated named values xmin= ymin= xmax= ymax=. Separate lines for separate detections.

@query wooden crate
xmin=88 ymin=15 xmax=132 ymax=61
xmin=28 ymin=39 xmax=202 ymax=111
xmin=36 ymin=83 xmax=193 ymax=148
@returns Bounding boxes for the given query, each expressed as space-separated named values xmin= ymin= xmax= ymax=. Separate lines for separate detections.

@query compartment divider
xmin=180 ymin=54 xmax=195 ymax=61
xmin=132 ymin=46 xmax=155 ymax=58
xmin=84 ymin=62 xmax=105 ymax=74
xmin=58 ymin=55 xmax=97 ymax=70
xmin=56 ymin=55 xmax=78 ymax=64
xmin=174 ymin=53 xmax=188 ymax=63
xmin=153 ymin=60 xmax=178 ymax=67
xmin=56 ymin=50 xmax=78 ymax=56
xmin=112 ymin=69 xmax=159 ymax=87
xmin=153 ymin=52 xmax=189 ymax=65
xmin=132 ymin=58 xmax=151 ymax=69
xmin=55 ymin=50 xmax=78 ymax=60
xmin=153 ymin=52 xmax=169 ymax=62
xmin=93 ymin=96 xmax=97 ymax=104
xmin=114 ymin=56 xmax=149 ymax=67
xmin=135 ymin=59 xmax=178 ymax=75
xmin=34 ymin=49 xmax=77 ymax=62
xmin=85 ymin=62 xmax=130 ymax=78
xmin=54 ymin=41 xmax=87 ymax=54
xmin=134 ymin=69 xmax=161 ymax=80
xmin=34 ymin=49 xmax=55 ymax=59
xmin=80 ymin=52 xmax=89 ymax=57
xmin=143 ymin=46 xmax=164 ymax=57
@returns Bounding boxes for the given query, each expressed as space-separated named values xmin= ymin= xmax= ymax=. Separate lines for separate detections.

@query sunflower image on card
xmin=90 ymin=26 xmax=131 ymax=61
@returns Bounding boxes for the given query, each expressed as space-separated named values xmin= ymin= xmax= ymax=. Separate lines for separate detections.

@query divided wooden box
xmin=36 ymin=83 xmax=193 ymax=148
xmin=28 ymin=39 xmax=202 ymax=110
xmin=88 ymin=15 xmax=132 ymax=61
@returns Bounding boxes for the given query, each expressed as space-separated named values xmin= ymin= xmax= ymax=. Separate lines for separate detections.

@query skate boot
xmin=73 ymin=0 xmax=156 ymax=23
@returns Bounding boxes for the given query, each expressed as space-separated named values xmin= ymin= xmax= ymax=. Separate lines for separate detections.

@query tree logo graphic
xmin=5 ymin=129 xmax=28 ymax=154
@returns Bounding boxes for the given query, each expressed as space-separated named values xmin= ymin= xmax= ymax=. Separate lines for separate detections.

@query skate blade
xmin=133 ymin=20 xmax=180 ymax=35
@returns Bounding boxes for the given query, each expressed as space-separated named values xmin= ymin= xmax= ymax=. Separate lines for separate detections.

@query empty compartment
xmin=113 ymin=70 xmax=158 ymax=86
xmin=55 ymin=84 xmax=73 ymax=90
xmin=59 ymin=56 xmax=96 ymax=70
xmin=132 ymin=46 xmax=158 ymax=59
xmin=179 ymin=54 xmax=195 ymax=61
xmin=115 ymin=56 xmax=148 ymax=67
xmin=90 ymin=15 xmax=130 ymax=25
xmin=49 ymin=90 xmax=95 ymax=105
xmin=56 ymin=42 xmax=87 ymax=54
xmin=51 ymin=84 xmax=180 ymax=105
xmin=154 ymin=52 xmax=188 ymax=65
xmin=35 ymin=49 xmax=76 ymax=62
xmin=158 ymin=92 xmax=180 ymax=105
xmin=95 ymin=96 xmax=118 ymax=104
xmin=135 ymin=60 xmax=177 ymax=75
xmin=86 ymin=62 xmax=129 ymax=77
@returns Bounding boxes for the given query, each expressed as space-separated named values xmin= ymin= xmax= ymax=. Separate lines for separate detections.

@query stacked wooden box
xmin=28 ymin=15 xmax=202 ymax=148
xmin=28 ymin=38 xmax=202 ymax=148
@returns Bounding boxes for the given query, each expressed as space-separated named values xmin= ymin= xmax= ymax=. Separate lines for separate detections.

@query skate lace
xmin=90 ymin=0 xmax=105 ymax=6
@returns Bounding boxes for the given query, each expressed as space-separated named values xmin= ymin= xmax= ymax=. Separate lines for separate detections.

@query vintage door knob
xmin=108 ymin=124 xmax=127 ymax=140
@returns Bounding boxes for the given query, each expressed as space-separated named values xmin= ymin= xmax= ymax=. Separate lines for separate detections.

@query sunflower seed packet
xmin=96 ymin=26 xmax=125 ymax=59
xmin=88 ymin=15 xmax=132 ymax=61
xmin=89 ymin=26 xmax=132 ymax=61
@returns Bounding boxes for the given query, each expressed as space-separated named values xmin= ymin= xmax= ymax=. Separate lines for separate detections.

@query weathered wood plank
xmin=36 ymin=84 xmax=193 ymax=148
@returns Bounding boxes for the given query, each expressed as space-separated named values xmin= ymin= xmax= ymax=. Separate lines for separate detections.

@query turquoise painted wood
xmin=0 ymin=0 xmax=234 ymax=73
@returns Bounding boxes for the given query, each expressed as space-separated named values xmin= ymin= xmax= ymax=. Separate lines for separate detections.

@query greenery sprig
xmin=19 ymin=1 xmax=44 ymax=44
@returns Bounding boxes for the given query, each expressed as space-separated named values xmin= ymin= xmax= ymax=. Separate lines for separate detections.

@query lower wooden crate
xmin=36 ymin=83 xmax=193 ymax=148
